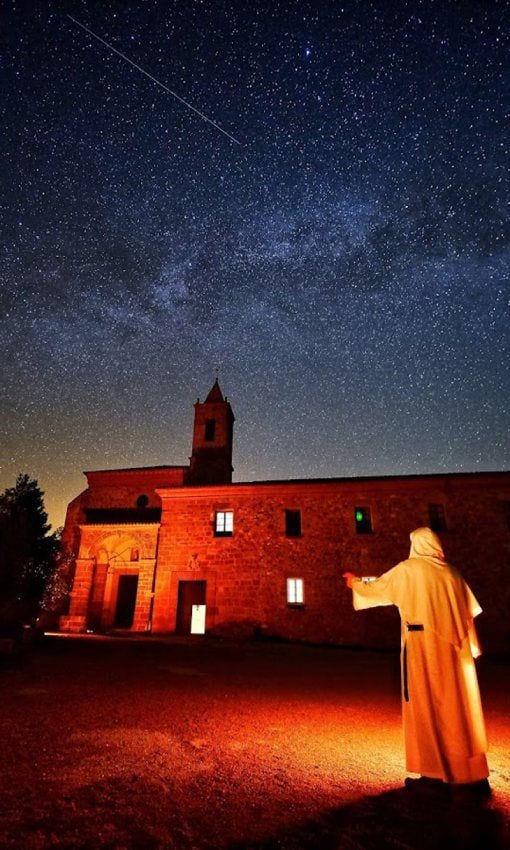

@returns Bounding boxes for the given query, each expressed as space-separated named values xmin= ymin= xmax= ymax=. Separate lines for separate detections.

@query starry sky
xmin=1 ymin=0 xmax=509 ymax=530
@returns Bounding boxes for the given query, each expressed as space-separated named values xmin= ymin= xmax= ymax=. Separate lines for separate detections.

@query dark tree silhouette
xmin=0 ymin=474 xmax=59 ymax=628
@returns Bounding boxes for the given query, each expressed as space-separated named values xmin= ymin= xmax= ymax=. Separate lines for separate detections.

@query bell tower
xmin=187 ymin=380 xmax=235 ymax=485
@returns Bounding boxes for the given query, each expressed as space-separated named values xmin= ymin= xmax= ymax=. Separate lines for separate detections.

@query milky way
xmin=1 ymin=0 xmax=508 ymax=528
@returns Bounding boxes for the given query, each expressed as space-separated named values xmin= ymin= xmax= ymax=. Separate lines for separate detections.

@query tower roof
xmin=205 ymin=379 xmax=225 ymax=403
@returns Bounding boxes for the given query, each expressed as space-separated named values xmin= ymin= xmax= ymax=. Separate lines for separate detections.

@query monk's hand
xmin=342 ymin=572 xmax=357 ymax=589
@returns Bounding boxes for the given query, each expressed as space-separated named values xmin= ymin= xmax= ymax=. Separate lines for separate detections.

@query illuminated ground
xmin=0 ymin=635 xmax=508 ymax=849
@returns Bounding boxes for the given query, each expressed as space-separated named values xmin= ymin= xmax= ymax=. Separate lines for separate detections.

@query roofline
xmin=156 ymin=469 xmax=509 ymax=499
xmin=83 ymin=468 xmax=509 ymax=484
xmin=79 ymin=523 xmax=160 ymax=531
xmin=84 ymin=465 xmax=187 ymax=475
xmin=234 ymin=470 xmax=510 ymax=486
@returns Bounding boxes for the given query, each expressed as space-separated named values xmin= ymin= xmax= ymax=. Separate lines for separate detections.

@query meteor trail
xmin=67 ymin=15 xmax=242 ymax=146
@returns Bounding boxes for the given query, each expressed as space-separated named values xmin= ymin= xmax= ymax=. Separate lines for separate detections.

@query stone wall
xmin=84 ymin=467 xmax=187 ymax=510
xmin=154 ymin=473 xmax=510 ymax=653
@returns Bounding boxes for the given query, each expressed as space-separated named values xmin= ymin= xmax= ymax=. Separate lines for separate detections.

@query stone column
xmin=59 ymin=558 xmax=95 ymax=632
xmin=132 ymin=558 xmax=156 ymax=632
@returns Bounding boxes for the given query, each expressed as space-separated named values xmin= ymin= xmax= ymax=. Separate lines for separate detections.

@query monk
xmin=343 ymin=527 xmax=490 ymax=792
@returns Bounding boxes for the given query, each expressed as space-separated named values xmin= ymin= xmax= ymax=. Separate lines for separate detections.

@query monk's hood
xmin=405 ymin=528 xmax=481 ymax=648
xmin=409 ymin=527 xmax=445 ymax=562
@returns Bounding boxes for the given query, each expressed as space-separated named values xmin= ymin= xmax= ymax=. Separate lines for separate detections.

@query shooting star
xmin=67 ymin=15 xmax=242 ymax=146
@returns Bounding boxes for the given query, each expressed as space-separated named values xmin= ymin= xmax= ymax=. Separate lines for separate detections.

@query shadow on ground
xmin=230 ymin=785 xmax=506 ymax=850
xmin=3 ymin=777 xmax=507 ymax=850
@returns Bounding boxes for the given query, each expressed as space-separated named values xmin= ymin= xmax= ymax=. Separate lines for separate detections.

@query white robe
xmin=352 ymin=532 xmax=489 ymax=783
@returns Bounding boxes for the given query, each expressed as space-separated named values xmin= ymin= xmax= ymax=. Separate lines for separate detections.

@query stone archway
xmin=61 ymin=525 xmax=158 ymax=633
xmin=89 ymin=532 xmax=140 ymax=632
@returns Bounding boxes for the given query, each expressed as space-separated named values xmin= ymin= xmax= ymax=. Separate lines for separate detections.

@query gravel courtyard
xmin=0 ymin=634 xmax=509 ymax=850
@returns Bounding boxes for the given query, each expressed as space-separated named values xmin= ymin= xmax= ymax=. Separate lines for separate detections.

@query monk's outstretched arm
xmin=343 ymin=566 xmax=400 ymax=610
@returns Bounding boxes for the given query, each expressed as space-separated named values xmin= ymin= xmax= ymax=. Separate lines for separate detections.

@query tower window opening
xmin=205 ymin=419 xmax=216 ymax=441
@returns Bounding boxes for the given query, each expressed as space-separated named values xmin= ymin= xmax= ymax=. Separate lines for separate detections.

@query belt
xmin=403 ymin=624 xmax=424 ymax=702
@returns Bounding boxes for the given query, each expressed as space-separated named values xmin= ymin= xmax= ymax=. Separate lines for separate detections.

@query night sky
xmin=1 ymin=0 xmax=509 ymax=530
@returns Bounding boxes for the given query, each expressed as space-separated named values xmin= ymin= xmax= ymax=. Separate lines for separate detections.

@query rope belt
xmin=403 ymin=624 xmax=424 ymax=701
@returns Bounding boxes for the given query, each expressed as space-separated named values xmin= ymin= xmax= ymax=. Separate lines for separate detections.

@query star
xmin=0 ymin=0 xmax=507 ymax=530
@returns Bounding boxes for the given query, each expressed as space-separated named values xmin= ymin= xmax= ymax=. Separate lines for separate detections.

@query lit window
xmin=287 ymin=578 xmax=304 ymax=605
xmin=285 ymin=509 xmax=301 ymax=537
xmin=215 ymin=510 xmax=233 ymax=536
xmin=205 ymin=419 xmax=216 ymax=441
xmin=354 ymin=506 xmax=372 ymax=534
xmin=428 ymin=503 xmax=447 ymax=532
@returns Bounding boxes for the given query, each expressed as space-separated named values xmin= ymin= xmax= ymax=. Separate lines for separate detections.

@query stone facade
xmin=59 ymin=523 xmax=159 ymax=634
xmin=59 ymin=382 xmax=510 ymax=653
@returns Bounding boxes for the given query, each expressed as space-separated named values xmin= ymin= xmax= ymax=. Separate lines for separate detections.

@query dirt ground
xmin=0 ymin=634 xmax=509 ymax=850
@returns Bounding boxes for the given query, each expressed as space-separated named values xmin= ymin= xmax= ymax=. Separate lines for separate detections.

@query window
xmin=285 ymin=509 xmax=301 ymax=537
xmin=503 ymin=501 xmax=510 ymax=531
xmin=287 ymin=578 xmax=304 ymax=605
xmin=136 ymin=494 xmax=149 ymax=509
xmin=428 ymin=503 xmax=447 ymax=532
xmin=205 ymin=419 xmax=216 ymax=441
xmin=354 ymin=506 xmax=372 ymax=534
xmin=130 ymin=548 xmax=139 ymax=562
xmin=215 ymin=510 xmax=233 ymax=536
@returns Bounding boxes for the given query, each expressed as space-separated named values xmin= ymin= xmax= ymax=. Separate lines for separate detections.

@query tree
xmin=0 ymin=474 xmax=59 ymax=627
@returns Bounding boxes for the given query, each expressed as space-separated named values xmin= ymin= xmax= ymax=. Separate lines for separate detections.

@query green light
xmin=355 ymin=510 xmax=364 ymax=523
